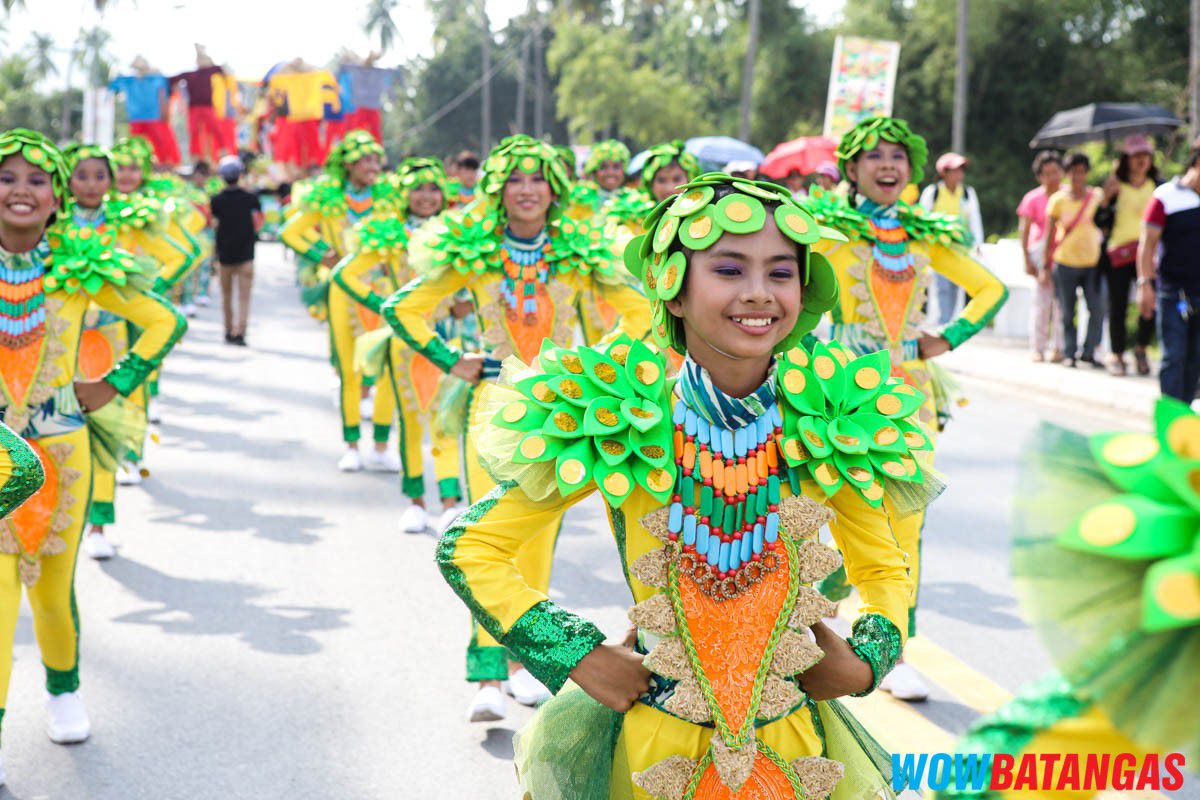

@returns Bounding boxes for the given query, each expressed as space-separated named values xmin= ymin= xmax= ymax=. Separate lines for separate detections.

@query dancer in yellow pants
xmin=0 ymin=130 xmax=185 ymax=766
xmin=334 ymin=156 xmax=472 ymax=533
xmin=439 ymin=174 xmax=936 ymax=799
xmin=281 ymin=130 xmax=400 ymax=472
xmin=803 ymin=117 xmax=1007 ymax=701
xmin=383 ymin=135 xmax=652 ymax=721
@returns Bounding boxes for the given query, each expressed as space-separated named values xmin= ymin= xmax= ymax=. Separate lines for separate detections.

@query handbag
xmin=1106 ymin=240 xmax=1139 ymax=268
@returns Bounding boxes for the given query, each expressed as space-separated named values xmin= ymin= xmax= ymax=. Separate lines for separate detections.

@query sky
xmin=4 ymin=0 xmax=847 ymax=84
xmin=2 ymin=0 xmax=530 ymax=82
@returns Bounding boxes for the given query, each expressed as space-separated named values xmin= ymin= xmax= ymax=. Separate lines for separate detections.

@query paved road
xmin=3 ymin=244 xmax=1194 ymax=798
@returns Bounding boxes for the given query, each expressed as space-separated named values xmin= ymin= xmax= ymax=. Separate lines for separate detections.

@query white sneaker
xmin=398 ymin=504 xmax=429 ymax=534
xmin=363 ymin=449 xmax=400 ymax=473
xmin=147 ymin=399 xmax=161 ymax=424
xmin=436 ymin=504 xmax=464 ymax=533
xmin=880 ymin=663 xmax=930 ymax=701
xmin=84 ymin=531 xmax=115 ymax=560
xmin=182 ymin=302 xmax=197 ymax=318
xmin=337 ymin=448 xmax=364 ymax=472
xmin=505 ymin=668 xmax=551 ymax=707
xmin=466 ymin=685 xmax=507 ymax=722
xmin=116 ymin=462 xmax=142 ymax=486
xmin=46 ymin=691 xmax=91 ymax=743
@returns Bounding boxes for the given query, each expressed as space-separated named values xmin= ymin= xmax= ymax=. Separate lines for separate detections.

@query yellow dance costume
xmin=382 ymin=136 xmax=652 ymax=681
xmin=281 ymin=133 xmax=399 ymax=446
xmin=435 ymin=173 xmax=941 ymax=798
xmin=333 ymin=207 xmax=467 ymax=500
xmin=0 ymin=130 xmax=186 ymax=732
xmin=803 ymin=119 xmax=1007 ymax=635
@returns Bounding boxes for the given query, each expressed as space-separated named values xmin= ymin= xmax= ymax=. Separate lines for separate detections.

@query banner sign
xmin=823 ymin=36 xmax=901 ymax=140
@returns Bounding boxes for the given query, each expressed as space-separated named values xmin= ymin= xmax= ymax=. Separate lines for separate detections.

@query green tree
xmin=364 ymin=0 xmax=401 ymax=54
xmin=74 ymin=26 xmax=112 ymax=88
xmin=26 ymin=31 xmax=58 ymax=80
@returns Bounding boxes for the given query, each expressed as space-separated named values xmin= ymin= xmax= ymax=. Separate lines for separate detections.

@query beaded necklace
xmin=72 ymin=205 xmax=106 ymax=230
xmin=344 ymin=185 xmax=374 ymax=222
xmin=860 ymin=198 xmax=915 ymax=282
xmin=666 ymin=364 xmax=785 ymax=602
xmin=499 ymin=227 xmax=552 ymax=321
xmin=0 ymin=240 xmax=49 ymax=350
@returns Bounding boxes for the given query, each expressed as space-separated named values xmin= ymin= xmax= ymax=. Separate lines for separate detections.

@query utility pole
xmin=533 ymin=14 xmax=545 ymax=137
xmin=738 ymin=0 xmax=761 ymax=142
xmin=951 ymin=0 xmax=968 ymax=153
xmin=481 ymin=0 xmax=492 ymax=150
xmin=1192 ymin=0 xmax=1199 ymax=141
xmin=515 ymin=31 xmax=529 ymax=133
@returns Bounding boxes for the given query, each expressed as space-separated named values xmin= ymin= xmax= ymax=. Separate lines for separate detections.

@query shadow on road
xmin=139 ymin=481 xmax=329 ymax=545
xmin=101 ymin=558 xmax=349 ymax=655
xmin=921 ymin=581 xmax=1026 ymax=630
xmin=481 ymin=727 xmax=516 ymax=761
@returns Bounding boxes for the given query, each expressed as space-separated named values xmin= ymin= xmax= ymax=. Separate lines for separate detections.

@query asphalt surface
xmin=2 ymin=243 xmax=1194 ymax=798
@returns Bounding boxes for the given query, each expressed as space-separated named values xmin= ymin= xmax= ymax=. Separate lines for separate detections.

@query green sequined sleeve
xmin=436 ymin=481 xmax=607 ymax=692
xmin=0 ymin=422 xmax=44 ymax=518
xmin=846 ymin=613 xmax=903 ymax=696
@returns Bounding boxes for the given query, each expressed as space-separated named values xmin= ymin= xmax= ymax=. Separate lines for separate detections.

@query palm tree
xmin=363 ymin=0 xmax=401 ymax=54
xmin=26 ymin=32 xmax=58 ymax=80
xmin=2 ymin=0 xmax=26 ymax=12
xmin=74 ymin=26 xmax=112 ymax=88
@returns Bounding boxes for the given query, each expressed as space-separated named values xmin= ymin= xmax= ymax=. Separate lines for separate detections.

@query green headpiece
xmin=110 ymin=136 xmax=154 ymax=178
xmin=624 ymin=172 xmax=846 ymax=354
xmin=640 ymin=140 xmax=700 ymax=195
xmin=396 ymin=156 xmax=449 ymax=217
xmin=479 ymin=135 xmax=572 ymax=222
xmin=835 ymin=116 xmax=928 ymax=185
xmin=554 ymin=145 xmax=577 ymax=178
xmin=583 ymin=139 xmax=630 ymax=175
xmin=64 ymin=143 xmax=115 ymax=178
xmin=0 ymin=128 xmax=71 ymax=203
xmin=326 ymin=129 xmax=385 ymax=184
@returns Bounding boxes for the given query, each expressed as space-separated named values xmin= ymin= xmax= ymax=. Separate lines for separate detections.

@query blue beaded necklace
xmin=667 ymin=360 xmax=785 ymax=601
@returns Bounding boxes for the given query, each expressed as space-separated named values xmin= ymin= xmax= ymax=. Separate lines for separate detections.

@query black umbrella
xmin=1029 ymin=102 xmax=1182 ymax=149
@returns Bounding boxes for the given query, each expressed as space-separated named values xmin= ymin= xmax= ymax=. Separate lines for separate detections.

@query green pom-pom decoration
xmin=583 ymin=139 xmax=631 ymax=175
xmin=43 ymin=221 xmax=144 ymax=296
xmin=325 ymin=129 xmax=385 ymax=184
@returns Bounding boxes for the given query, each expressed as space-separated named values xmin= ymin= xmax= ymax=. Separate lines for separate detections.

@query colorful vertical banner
xmin=822 ymin=36 xmax=902 ymax=140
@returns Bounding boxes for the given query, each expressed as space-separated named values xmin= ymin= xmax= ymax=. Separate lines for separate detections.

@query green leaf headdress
xmin=395 ymin=156 xmax=449 ymax=217
xmin=478 ymin=134 xmax=572 ymax=224
xmin=64 ymin=143 xmax=115 ymax=180
xmin=640 ymin=139 xmax=700 ymax=196
xmin=110 ymin=135 xmax=154 ymax=179
xmin=325 ymin=129 xmax=386 ymax=184
xmin=583 ymin=139 xmax=630 ymax=175
xmin=554 ymin=144 xmax=577 ymax=178
xmin=835 ymin=116 xmax=928 ymax=185
xmin=623 ymin=172 xmax=846 ymax=354
xmin=0 ymin=128 xmax=71 ymax=206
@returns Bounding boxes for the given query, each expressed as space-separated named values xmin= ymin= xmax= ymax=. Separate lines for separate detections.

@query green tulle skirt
xmin=513 ymin=688 xmax=897 ymax=800
xmin=1011 ymin=423 xmax=1199 ymax=762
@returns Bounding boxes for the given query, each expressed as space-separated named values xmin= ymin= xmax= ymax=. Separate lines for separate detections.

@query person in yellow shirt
xmin=1044 ymin=152 xmax=1104 ymax=369
xmin=1100 ymin=135 xmax=1160 ymax=376
xmin=919 ymin=152 xmax=986 ymax=323
xmin=438 ymin=173 xmax=931 ymax=799
xmin=382 ymin=134 xmax=652 ymax=722
xmin=802 ymin=116 xmax=1008 ymax=701
xmin=0 ymin=129 xmax=185 ymax=763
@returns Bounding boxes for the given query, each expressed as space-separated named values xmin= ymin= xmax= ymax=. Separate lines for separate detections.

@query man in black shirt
xmin=210 ymin=156 xmax=262 ymax=345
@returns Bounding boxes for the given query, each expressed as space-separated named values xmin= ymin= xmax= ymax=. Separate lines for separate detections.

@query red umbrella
xmin=759 ymin=136 xmax=837 ymax=179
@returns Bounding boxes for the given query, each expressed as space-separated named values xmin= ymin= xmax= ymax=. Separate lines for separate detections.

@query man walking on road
xmin=210 ymin=156 xmax=262 ymax=346
xmin=1139 ymin=144 xmax=1200 ymax=402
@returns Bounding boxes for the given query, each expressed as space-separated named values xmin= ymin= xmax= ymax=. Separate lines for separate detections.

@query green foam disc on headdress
xmin=677 ymin=207 xmax=721 ymax=250
xmin=714 ymin=193 xmax=766 ymax=235
xmin=668 ymin=185 xmax=714 ymax=217
xmin=655 ymin=251 xmax=687 ymax=301
xmin=651 ymin=216 xmax=680 ymax=254
xmin=1141 ymin=552 xmax=1200 ymax=631
xmin=774 ymin=203 xmax=821 ymax=246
